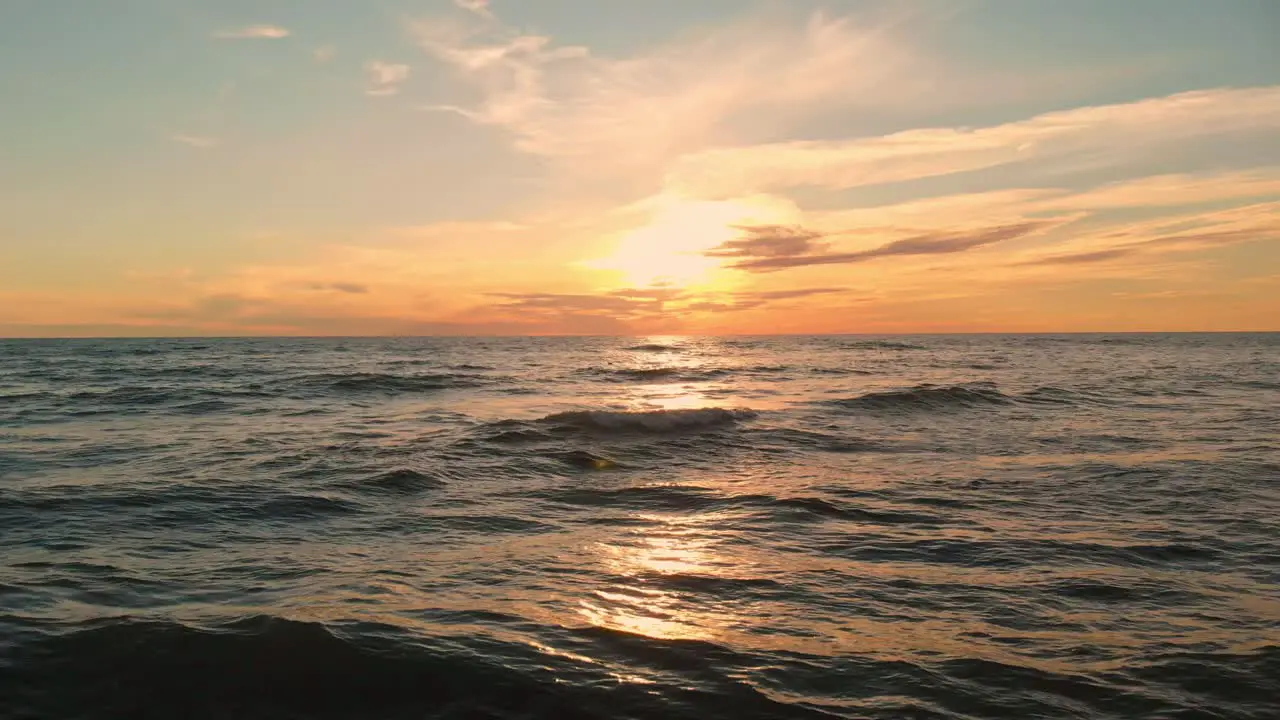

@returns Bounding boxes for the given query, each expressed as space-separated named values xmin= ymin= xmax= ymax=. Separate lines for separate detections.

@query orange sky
xmin=2 ymin=0 xmax=1278 ymax=336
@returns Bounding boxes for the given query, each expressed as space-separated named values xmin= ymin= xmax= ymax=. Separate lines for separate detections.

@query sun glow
xmin=588 ymin=195 xmax=799 ymax=288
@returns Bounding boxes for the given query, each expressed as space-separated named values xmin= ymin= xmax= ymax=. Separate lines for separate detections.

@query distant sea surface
xmin=1 ymin=334 xmax=1277 ymax=719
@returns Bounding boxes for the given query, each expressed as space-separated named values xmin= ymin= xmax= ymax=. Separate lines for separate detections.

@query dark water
xmin=1 ymin=334 xmax=1277 ymax=719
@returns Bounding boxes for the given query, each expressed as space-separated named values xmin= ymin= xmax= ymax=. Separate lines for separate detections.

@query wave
xmin=280 ymin=372 xmax=490 ymax=394
xmin=0 ymin=615 xmax=846 ymax=720
xmin=810 ymin=367 xmax=874 ymax=376
xmin=223 ymin=494 xmax=367 ymax=522
xmin=825 ymin=383 xmax=1116 ymax=412
xmin=735 ymin=494 xmax=947 ymax=525
xmin=171 ymin=399 xmax=239 ymax=414
xmin=0 ymin=615 xmax=549 ymax=719
xmin=1098 ymin=337 xmax=1143 ymax=345
xmin=68 ymin=386 xmax=184 ymax=406
xmin=828 ymin=383 xmax=1012 ymax=411
xmin=840 ymin=340 xmax=926 ymax=351
xmin=540 ymin=407 xmax=755 ymax=434
xmin=742 ymin=428 xmax=890 ymax=454
xmin=384 ymin=361 xmax=497 ymax=371
xmin=626 ymin=343 xmax=681 ymax=352
xmin=535 ymin=484 xmax=727 ymax=511
xmin=338 ymin=468 xmax=447 ymax=494
xmin=1232 ymin=379 xmax=1280 ymax=390
xmin=0 ymin=390 xmax=52 ymax=402
xmin=45 ymin=386 xmax=273 ymax=416
xmin=612 ymin=367 xmax=682 ymax=381
xmin=633 ymin=571 xmax=783 ymax=596
xmin=535 ymin=485 xmax=947 ymax=526
xmin=474 ymin=421 xmax=555 ymax=444
xmin=467 ymin=408 xmax=754 ymax=446
xmin=1020 ymin=385 xmax=1113 ymax=406
xmin=118 ymin=365 xmax=243 ymax=380
xmin=546 ymin=449 xmax=619 ymax=470
xmin=584 ymin=367 xmax=731 ymax=383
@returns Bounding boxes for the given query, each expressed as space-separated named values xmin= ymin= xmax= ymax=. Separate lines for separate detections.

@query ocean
xmin=1 ymin=334 xmax=1277 ymax=719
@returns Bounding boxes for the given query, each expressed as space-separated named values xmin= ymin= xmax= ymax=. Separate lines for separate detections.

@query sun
xmin=588 ymin=195 xmax=799 ymax=288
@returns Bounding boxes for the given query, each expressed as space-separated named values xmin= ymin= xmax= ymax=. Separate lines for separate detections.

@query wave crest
xmin=841 ymin=340 xmax=926 ymax=351
xmin=282 ymin=372 xmax=488 ymax=394
xmin=584 ymin=367 xmax=730 ymax=383
xmin=542 ymin=407 xmax=755 ymax=433
xmin=829 ymin=383 xmax=1011 ymax=411
xmin=340 ymin=469 xmax=447 ymax=494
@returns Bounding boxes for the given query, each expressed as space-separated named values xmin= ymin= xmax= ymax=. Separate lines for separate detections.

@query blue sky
xmin=1 ymin=0 xmax=1278 ymax=335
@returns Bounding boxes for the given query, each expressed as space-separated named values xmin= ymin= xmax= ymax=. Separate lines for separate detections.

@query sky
xmin=1 ymin=0 xmax=1278 ymax=337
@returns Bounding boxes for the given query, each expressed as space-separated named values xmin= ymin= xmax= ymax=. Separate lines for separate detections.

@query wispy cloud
xmin=454 ymin=0 xmax=493 ymax=18
xmin=412 ymin=5 xmax=921 ymax=175
xmin=682 ymin=288 xmax=850 ymax=313
xmin=214 ymin=25 xmax=290 ymax=40
xmin=1042 ymin=170 xmax=1280 ymax=211
xmin=485 ymin=285 xmax=849 ymax=320
xmin=313 ymin=45 xmax=336 ymax=63
xmin=489 ymin=291 xmax=665 ymax=316
xmin=306 ymin=282 xmax=369 ymax=294
xmin=365 ymin=61 xmax=410 ymax=96
xmin=1019 ymin=248 xmax=1137 ymax=266
xmin=1013 ymin=201 xmax=1280 ymax=269
xmin=170 ymin=134 xmax=217 ymax=149
xmin=666 ymin=86 xmax=1280 ymax=197
xmin=717 ymin=221 xmax=1062 ymax=272
xmin=705 ymin=226 xmax=825 ymax=259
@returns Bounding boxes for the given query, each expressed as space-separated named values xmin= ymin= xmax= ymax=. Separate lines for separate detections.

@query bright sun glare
xmin=589 ymin=195 xmax=798 ymax=288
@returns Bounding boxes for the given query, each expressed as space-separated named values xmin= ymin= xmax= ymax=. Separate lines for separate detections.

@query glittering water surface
xmin=1 ymin=334 xmax=1277 ymax=719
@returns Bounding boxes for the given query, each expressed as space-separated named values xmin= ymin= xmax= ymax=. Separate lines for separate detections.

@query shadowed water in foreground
xmin=1 ymin=334 xmax=1277 ymax=719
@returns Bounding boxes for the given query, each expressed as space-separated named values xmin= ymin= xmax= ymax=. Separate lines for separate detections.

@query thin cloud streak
xmin=1012 ymin=201 xmax=1280 ymax=268
xmin=724 ymin=222 xmax=1060 ymax=272
xmin=1019 ymin=248 xmax=1136 ymax=266
xmin=306 ymin=282 xmax=370 ymax=294
xmin=214 ymin=25 xmax=290 ymax=40
xmin=170 ymin=134 xmax=217 ymax=148
xmin=454 ymin=0 xmax=493 ymax=18
xmin=706 ymin=226 xmax=825 ymax=258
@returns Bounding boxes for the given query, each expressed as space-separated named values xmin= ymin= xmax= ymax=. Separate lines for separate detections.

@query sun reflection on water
xmin=578 ymin=514 xmax=745 ymax=642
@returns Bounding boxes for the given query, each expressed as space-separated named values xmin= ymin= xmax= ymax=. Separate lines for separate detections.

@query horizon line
xmin=2 ymin=330 xmax=1278 ymax=341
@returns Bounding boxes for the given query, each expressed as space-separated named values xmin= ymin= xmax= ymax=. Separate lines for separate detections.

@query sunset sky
xmin=2 ymin=0 xmax=1278 ymax=336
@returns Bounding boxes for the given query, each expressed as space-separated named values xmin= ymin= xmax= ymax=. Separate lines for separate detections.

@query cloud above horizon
xmin=411 ymin=3 xmax=923 ymax=179
xmin=453 ymin=0 xmax=493 ymax=18
xmin=715 ymin=221 xmax=1064 ymax=272
xmin=170 ymin=134 xmax=217 ymax=149
xmin=665 ymin=86 xmax=1280 ymax=198
xmin=214 ymin=25 xmax=290 ymax=40
xmin=365 ymin=61 xmax=410 ymax=96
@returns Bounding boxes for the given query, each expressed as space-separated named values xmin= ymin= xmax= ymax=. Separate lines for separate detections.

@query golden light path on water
xmin=6 ymin=335 xmax=1276 ymax=718
xmin=580 ymin=514 xmax=740 ymax=643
